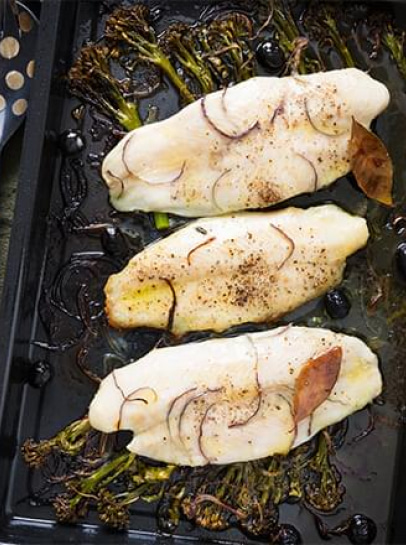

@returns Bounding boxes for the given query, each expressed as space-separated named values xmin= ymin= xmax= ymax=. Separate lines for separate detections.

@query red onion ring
xmin=295 ymin=152 xmax=319 ymax=191
xmin=228 ymin=335 xmax=262 ymax=428
xmin=187 ymin=237 xmax=216 ymax=266
xmin=304 ymin=97 xmax=348 ymax=138
xmin=159 ymin=277 xmax=177 ymax=331
xmin=138 ymin=161 xmax=186 ymax=187
xmin=270 ymin=224 xmax=295 ymax=270
xmin=201 ymin=95 xmax=259 ymax=140
xmin=211 ymin=168 xmax=232 ymax=211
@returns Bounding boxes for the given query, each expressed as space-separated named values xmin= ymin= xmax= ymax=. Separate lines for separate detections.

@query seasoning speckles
xmin=5 ymin=70 xmax=24 ymax=91
xmin=0 ymin=36 xmax=20 ymax=59
xmin=12 ymin=98 xmax=28 ymax=116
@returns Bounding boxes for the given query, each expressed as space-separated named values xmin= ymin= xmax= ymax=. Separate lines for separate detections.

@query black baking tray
xmin=1 ymin=0 xmax=406 ymax=543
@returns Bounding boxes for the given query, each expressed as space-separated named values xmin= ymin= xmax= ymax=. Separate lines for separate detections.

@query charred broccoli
xmin=53 ymin=451 xmax=136 ymax=525
xmin=207 ymin=14 xmax=255 ymax=83
xmin=22 ymin=417 xmax=92 ymax=467
xmin=160 ymin=23 xmax=215 ymax=96
xmin=68 ymin=45 xmax=141 ymax=131
xmin=304 ymin=433 xmax=345 ymax=512
xmin=105 ymin=5 xmax=195 ymax=104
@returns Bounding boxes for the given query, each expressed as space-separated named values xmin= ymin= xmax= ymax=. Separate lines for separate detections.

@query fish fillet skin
xmin=88 ymin=326 xmax=382 ymax=466
xmin=102 ymin=68 xmax=390 ymax=217
xmin=105 ymin=204 xmax=369 ymax=336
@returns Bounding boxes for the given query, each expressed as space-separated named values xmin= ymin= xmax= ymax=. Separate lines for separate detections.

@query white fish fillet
xmin=105 ymin=204 xmax=368 ymax=336
xmin=102 ymin=68 xmax=390 ymax=217
xmin=88 ymin=326 xmax=382 ymax=466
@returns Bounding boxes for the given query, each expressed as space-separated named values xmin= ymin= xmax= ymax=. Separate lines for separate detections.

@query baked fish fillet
xmin=89 ymin=326 xmax=382 ymax=466
xmin=105 ymin=204 xmax=368 ymax=336
xmin=102 ymin=68 xmax=389 ymax=217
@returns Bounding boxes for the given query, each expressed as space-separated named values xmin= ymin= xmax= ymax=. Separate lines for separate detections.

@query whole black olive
xmin=28 ymin=360 xmax=52 ymax=388
xmin=395 ymin=242 xmax=406 ymax=281
xmin=274 ymin=524 xmax=302 ymax=545
xmin=59 ymin=129 xmax=86 ymax=156
xmin=101 ymin=226 xmax=129 ymax=259
xmin=324 ymin=289 xmax=351 ymax=319
xmin=347 ymin=514 xmax=377 ymax=545
xmin=256 ymin=40 xmax=285 ymax=72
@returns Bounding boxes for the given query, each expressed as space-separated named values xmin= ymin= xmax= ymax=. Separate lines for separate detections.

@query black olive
xmin=256 ymin=40 xmax=285 ymax=72
xmin=28 ymin=360 xmax=52 ymax=388
xmin=59 ymin=130 xmax=86 ymax=156
xmin=347 ymin=514 xmax=377 ymax=545
xmin=324 ymin=289 xmax=351 ymax=319
xmin=274 ymin=524 xmax=302 ymax=545
xmin=395 ymin=242 xmax=406 ymax=281
xmin=101 ymin=226 xmax=129 ymax=259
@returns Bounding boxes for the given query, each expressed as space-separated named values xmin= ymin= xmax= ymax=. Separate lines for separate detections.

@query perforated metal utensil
xmin=0 ymin=0 xmax=38 ymax=152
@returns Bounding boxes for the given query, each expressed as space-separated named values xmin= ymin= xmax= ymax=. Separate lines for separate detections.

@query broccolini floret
xmin=68 ymin=45 xmax=141 ymax=131
xmin=160 ymin=23 xmax=215 ymax=96
xmin=105 ymin=5 xmax=195 ymax=104
xmin=22 ymin=417 xmax=92 ymax=467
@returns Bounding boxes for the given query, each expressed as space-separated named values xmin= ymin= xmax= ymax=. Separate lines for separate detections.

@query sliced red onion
xmin=270 ymin=224 xmax=295 ymax=270
xmin=304 ymin=97 xmax=348 ymax=138
xmin=201 ymin=96 xmax=259 ymax=140
xmin=268 ymin=323 xmax=293 ymax=337
xmin=270 ymin=101 xmax=285 ymax=125
xmin=229 ymin=336 xmax=262 ymax=428
xmin=178 ymin=388 xmax=223 ymax=456
xmin=211 ymin=168 xmax=232 ymax=211
xmin=121 ymin=136 xmax=134 ymax=176
xmin=295 ymin=152 xmax=318 ymax=191
xmin=191 ymin=494 xmax=245 ymax=518
xmin=220 ymin=86 xmax=229 ymax=116
xmin=160 ymin=277 xmax=177 ymax=332
xmin=106 ymin=170 xmax=124 ymax=198
xmin=112 ymin=371 xmax=153 ymax=430
xmin=167 ymin=387 xmax=198 ymax=442
xmin=138 ymin=161 xmax=186 ymax=187
xmin=187 ymin=237 xmax=216 ymax=266
xmin=121 ymin=134 xmax=186 ymax=187
xmin=198 ymin=401 xmax=218 ymax=463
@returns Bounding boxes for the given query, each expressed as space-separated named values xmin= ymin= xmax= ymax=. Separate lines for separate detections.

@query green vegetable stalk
xmin=153 ymin=212 xmax=170 ymax=230
xmin=382 ymin=25 xmax=406 ymax=80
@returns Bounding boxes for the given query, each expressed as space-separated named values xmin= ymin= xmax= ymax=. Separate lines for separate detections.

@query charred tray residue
xmin=2 ymin=1 xmax=406 ymax=544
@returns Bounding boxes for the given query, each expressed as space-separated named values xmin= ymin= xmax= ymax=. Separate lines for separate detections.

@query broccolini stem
xmin=116 ymin=100 xmax=142 ymax=131
xmin=154 ymin=212 xmax=170 ymax=230
xmin=58 ymin=417 xmax=92 ymax=454
xmin=323 ymin=13 xmax=355 ymax=68
xmin=69 ymin=451 xmax=136 ymax=510
xmin=382 ymin=28 xmax=406 ymax=80
xmin=122 ymin=33 xmax=195 ymax=103
xmin=170 ymin=38 xmax=214 ymax=95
